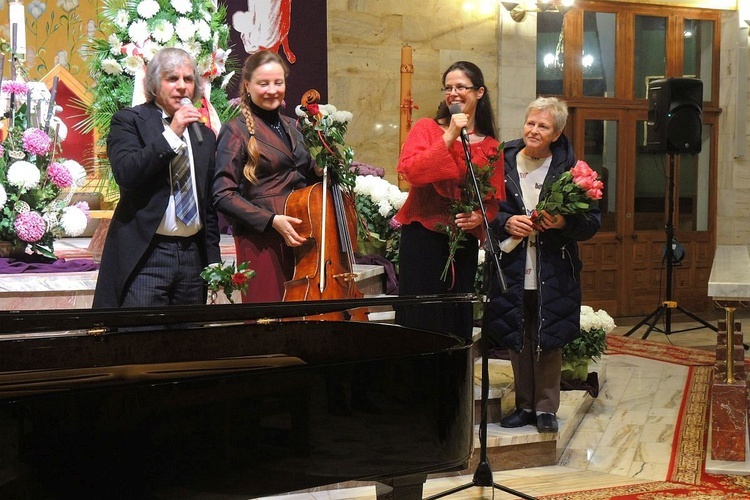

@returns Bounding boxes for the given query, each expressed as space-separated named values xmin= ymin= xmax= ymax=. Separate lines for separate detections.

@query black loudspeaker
xmin=646 ymin=77 xmax=703 ymax=154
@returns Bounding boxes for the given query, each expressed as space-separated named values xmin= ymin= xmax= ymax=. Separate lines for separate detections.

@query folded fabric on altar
xmin=0 ymin=257 xmax=99 ymax=274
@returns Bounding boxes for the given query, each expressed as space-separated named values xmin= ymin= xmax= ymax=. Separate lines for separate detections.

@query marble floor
xmin=258 ymin=311 xmax=750 ymax=499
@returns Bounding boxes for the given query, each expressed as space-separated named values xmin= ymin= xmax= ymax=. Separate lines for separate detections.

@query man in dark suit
xmin=93 ymin=48 xmax=221 ymax=308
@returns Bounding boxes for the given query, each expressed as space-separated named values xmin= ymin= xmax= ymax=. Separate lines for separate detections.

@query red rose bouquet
xmin=200 ymin=260 xmax=256 ymax=304
xmin=436 ymin=148 xmax=501 ymax=284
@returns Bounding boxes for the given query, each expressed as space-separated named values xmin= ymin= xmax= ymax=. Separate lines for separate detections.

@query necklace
xmin=268 ymin=120 xmax=285 ymax=139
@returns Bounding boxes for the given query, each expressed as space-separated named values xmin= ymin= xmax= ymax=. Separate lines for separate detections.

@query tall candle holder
xmin=9 ymin=0 xmax=27 ymax=63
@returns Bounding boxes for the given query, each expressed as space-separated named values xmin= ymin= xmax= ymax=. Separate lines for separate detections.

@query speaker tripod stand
xmin=624 ymin=153 xmax=716 ymax=340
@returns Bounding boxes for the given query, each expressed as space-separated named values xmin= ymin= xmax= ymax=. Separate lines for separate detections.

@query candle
xmin=9 ymin=1 xmax=27 ymax=59
xmin=10 ymin=24 xmax=17 ymax=81
xmin=49 ymin=76 xmax=59 ymax=106
xmin=399 ymin=44 xmax=414 ymax=145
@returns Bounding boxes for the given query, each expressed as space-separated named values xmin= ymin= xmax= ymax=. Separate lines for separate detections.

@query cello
xmin=282 ymin=90 xmax=368 ymax=321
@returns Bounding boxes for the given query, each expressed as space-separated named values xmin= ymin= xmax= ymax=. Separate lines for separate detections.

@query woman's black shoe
xmin=499 ymin=408 xmax=536 ymax=428
xmin=536 ymin=413 xmax=558 ymax=433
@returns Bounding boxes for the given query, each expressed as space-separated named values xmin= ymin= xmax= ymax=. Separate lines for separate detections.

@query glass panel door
xmin=676 ymin=123 xmax=712 ymax=232
xmin=583 ymin=12 xmax=616 ymax=97
xmin=584 ymin=119 xmax=617 ymax=231
xmin=574 ymin=111 xmax=623 ymax=316
xmin=683 ymin=19 xmax=714 ymax=99
xmin=537 ymin=13 xmax=565 ymax=95
xmin=634 ymin=16 xmax=666 ymax=99
xmin=634 ymin=121 xmax=667 ymax=231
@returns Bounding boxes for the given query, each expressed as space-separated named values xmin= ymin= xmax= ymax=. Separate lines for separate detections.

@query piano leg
xmin=375 ymin=474 xmax=428 ymax=499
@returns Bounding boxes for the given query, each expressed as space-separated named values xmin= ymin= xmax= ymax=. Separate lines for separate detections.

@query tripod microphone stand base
xmin=623 ymin=300 xmax=717 ymax=340
xmin=423 ymin=460 xmax=535 ymax=500
xmin=423 ymin=314 xmax=536 ymax=500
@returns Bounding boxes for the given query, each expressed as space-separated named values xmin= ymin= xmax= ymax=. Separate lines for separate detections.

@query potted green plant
xmin=562 ymin=306 xmax=615 ymax=382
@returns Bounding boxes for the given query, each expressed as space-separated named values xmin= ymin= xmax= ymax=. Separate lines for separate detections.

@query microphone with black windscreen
xmin=448 ymin=103 xmax=470 ymax=145
xmin=179 ymin=97 xmax=203 ymax=144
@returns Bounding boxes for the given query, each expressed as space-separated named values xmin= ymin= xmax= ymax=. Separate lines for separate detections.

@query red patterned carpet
xmin=540 ymin=335 xmax=750 ymax=499
xmin=606 ymin=335 xmax=716 ymax=366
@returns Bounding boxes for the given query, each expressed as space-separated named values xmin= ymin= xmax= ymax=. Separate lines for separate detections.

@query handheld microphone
xmin=179 ymin=97 xmax=203 ymax=144
xmin=448 ymin=103 xmax=470 ymax=145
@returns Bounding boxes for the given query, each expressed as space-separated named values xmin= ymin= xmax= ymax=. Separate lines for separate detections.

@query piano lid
xmin=0 ymin=293 xmax=476 ymax=336
xmin=0 ymin=318 xmax=474 ymax=498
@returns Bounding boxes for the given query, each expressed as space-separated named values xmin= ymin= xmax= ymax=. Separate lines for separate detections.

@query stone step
xmin=466 ymin=359 xmax=606 ymax=472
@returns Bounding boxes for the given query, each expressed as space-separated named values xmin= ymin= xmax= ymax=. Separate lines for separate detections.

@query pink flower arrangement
xmin=1 ymin=81 xmax=28 ymax=97
xmin=532 ymin=160 xmax=603 ymax=225
xmin=1 ymin=76 xmax=90 ymax=258
xmin=570 ymin=160 xmax=604 ymax=200
xmin=13 ymin=212 xmax=47 ymax=243
xmin=47 ymin=162 xmax=74 ymax=188
xmin=22 ymin=128 xmax=53 ymax=156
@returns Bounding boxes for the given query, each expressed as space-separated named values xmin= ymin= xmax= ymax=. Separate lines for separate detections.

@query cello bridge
xmin=333 ymin=273 xmax=359 ymax=282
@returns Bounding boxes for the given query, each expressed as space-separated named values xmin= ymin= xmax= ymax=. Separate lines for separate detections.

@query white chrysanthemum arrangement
xmin=562 ymin=305 xmax=615 ymax=381
xmin=82 ymin=0 xmax=237 ymax=203
xmin=97 ymin=0 xmax=230 ymax=81
xmin=353 ymin=174 xmax=407 ymax=263
xmin=1 ymin=81 xmax=90 ymax=258
xmin=579 ymin=305 xmax=616 ymax=335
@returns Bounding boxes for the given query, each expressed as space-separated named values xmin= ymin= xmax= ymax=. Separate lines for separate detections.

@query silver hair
xmin=144 ymin=47 xmax=204 ymax=103
xmin=525 ymin=96 xmax=568 ymax=132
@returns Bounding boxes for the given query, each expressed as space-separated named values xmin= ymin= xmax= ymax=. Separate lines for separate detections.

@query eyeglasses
xmin=441 ymin=85 xmax=479 ymax=94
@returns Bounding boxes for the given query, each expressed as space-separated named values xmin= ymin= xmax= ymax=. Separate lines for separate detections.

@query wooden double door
xmin=568 ymin=108 xmax=716 ymax=317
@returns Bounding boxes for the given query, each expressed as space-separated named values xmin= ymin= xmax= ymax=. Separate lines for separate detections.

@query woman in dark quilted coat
xmin=484 ymin=97 xmax=600 ymax=433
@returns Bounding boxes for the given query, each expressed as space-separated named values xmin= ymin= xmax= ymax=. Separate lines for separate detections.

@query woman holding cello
xmin=213 ymin=50 xmax=320 ymax=302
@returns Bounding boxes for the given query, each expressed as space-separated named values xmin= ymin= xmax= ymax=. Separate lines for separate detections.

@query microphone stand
xmin=425 ymin=134 xmax=534 ymax=500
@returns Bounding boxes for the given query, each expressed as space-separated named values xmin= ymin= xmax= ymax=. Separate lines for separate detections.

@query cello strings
xmin=331 ymin=184 xmax=356 ymax=271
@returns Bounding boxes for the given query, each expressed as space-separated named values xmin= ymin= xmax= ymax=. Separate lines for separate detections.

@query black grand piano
xmin=0 ymin=296 xmax=474 ymax=499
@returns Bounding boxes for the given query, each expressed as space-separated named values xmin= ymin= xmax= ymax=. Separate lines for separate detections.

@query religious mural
xmin=223 ymin=0 xmax=327 ymax=113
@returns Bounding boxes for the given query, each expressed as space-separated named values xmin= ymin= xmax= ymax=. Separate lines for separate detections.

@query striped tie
xmin=172 ymin=141 xmax=198 ymax=225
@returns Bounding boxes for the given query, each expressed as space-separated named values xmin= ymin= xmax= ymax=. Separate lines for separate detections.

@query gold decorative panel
xmin=1 ymin=0 xmax=99 ymax=85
